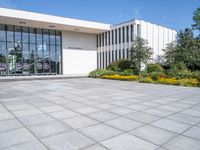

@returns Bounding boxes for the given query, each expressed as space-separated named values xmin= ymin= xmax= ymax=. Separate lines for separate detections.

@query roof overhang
xmin=0 ymin=7 xmax=111 ymax=34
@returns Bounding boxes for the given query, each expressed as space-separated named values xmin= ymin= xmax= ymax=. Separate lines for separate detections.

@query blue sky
xmin=0 ymin=0 xmax=199 ymax=31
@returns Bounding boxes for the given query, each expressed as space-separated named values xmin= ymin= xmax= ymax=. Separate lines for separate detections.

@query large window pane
xmin=14 ymin=26 xmax=22 ymax=44
xmin=56 ymin=45 xmax=61 ymax=74
xmin=0 ymin=42 xmax=6 ymax=75
xmin=0 ymin=24 xmax=61 ymax=76
xmin=22 ymin=43 xmax=30 ymax=74
xmin=43 ymin=44 xmax=50 ymax=73
xmin=50 ymin=45 xmax=56 ymax=73
xmin=22 ymin=27 xmax=29 ymax=43
xmin=50 ymin=30 xmax=56 ymax=45
xmin=7 ymin=42 xmax=15 ymax=74
xmin=0 ymin=25 xmax=6 ymax=42
xmin=15 ymin=41 xmax=23 ymax=74
xmin=29 ymin=28 xmax=36 ymax=43
xmin=7 ymin=25 xmax=14 ymax=42
xmin=36 ymin=29 xmax=42 ymax=44
xmin=56 ymin=31 xmax=61 ymax=45
xmin=30 ymin=44 xmax=36 ymax=74
xmin=43 ymin=29 xmax=49 ymax=44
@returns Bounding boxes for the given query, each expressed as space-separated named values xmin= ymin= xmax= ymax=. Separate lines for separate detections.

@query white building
xmin=0 ymin=7 xmax=176 ymax=76
xmin=97 ymin=20 xmax=177 ymax=69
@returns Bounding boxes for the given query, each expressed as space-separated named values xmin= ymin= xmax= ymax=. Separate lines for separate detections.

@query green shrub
xmin=139 ymin=77 xmax=155 ymax=83
xmin=140 ymin=70 xmax=149 ymax=77
xmin=165 ymin=63 xmax=188 ymax=77
xmin=146 ymin=64 xmax=163 ymax=73
xmin=89 ymin=70 xmax=116 ymax=78
xmin=175 ymin=70 xmax=193 ymax=79
xmin=150 ymin=72 xmax=167 ymax=81
xmin=118 ymin=69 xmax=135 ymax=76
xmin=107 ymin=60 xmax=133 ymax=71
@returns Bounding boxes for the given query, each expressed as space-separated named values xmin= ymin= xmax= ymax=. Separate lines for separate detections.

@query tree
xmin=129 ymin=37 xmax=153 ymax=71
xmin=163 ymin=28 xmax=200 ymax=70
xmin=192 ymin=7 xmax=200 ymax=32
xmin=163 ymin=42 xmax=177 ymax=65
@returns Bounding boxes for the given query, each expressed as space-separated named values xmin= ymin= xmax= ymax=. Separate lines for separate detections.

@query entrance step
xmin=0 ymin=74 xmax=87 ymax=82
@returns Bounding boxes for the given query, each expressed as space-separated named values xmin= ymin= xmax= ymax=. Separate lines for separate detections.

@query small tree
xmin=163 ymin=28 xmax=200 ymax=70
xmin=192 ymin=7 xmax=200 ymax=32
xmin=129 ymin=37 xmax=153 ymax=71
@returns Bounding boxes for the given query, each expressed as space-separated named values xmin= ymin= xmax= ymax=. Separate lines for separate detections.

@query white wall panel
xmin=62 ymin=31 xmax=97 ymax=75
xmin=62 ymin=49 xmax=97 ymax=75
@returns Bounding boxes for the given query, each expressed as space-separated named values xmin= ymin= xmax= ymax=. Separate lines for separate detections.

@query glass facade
xmin=0 ymin=24 xmax=62 ymax=76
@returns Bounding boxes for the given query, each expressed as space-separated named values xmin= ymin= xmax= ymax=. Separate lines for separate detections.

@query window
xmin=97 ymin=52 xmax=99 ymax=68
xmin=102 ymin=51 xmax=104 ymax=68
xmin=108 ymin=31 xmax=110 ymax=45
xmin=99 ymin=34 xmax=101 ymax=46
xmin=0 ymin=24 xmax=62 ymax=76
xmin=112 ymin=30 xmax=114 ymax=45
xmin=56 ymin=31 xmax=61 ymax=45
xmin=105 ymin=51 xmax=107 ymax=67
xmin=137 ymin=24 xmax=141 ymax=37
xmin=115 ymin=50 xmax=118 ymax=60
xmin=123 ymin=49 xmax=125 ymax=59
xmin=36 ymin=29 xmax=42 ymax=44
xmin=29 ymin=28 xmax=36 ymax=44
xmin=102 ymin=33 xmax=104 ymax=46
xmin=0 ymin=25 xmax=6 ymax=42
xmin=0 ymin=42 xmax=6 ymax=75
xmin=127 ymin=48 xmax=129 ymax=59
xmin=22 ymin=27 xmax=28 ymax=43
xmin=105 ymin=32 xmax=107 ymax=46
xmin=50 ymin=30 xmax=56 ymax=45
xmin=14 ymin=26 xmax=22 ymax=44
xmin=96 ymin=35 xmax=98 ymax=47
xmin=122 ymin=27 xmax=125 ymax=43
xmin=99 ymin=51 xmax=101 ymax=69
xmin=115 ymin=29 xmax=117 ymax=44
xmin=43 ymin=29 xmax=49 ymax=44
xmin=126 ymin=26 xmax=129 ymax=42
xmin=119 ymin=49 xmax=121 ymax=60
xmin=119 ymin=28 xmax=121 ymax=44
xmin=112 ymin=50 xmax=114 ymax=62
xmin=7 ymin=25 xmax=14 ymax=42
xmin=108 ymin=51 xmax=111 ymax=64
xmin=131 ymin=25 xmax=134 ymax=41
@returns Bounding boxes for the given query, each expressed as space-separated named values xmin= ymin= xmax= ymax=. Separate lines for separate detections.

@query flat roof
xmin=0 ymin=7 xmax=111 ymax=34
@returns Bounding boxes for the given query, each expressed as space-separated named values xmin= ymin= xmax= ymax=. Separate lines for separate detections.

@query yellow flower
xmin=101 ymin=75 xmax=139 ymax=81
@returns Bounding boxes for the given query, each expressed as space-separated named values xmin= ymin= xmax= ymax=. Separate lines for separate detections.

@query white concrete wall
xmin=138 ymin=20 xmax=176 ymax=61
xmin=62 ymin=31 xmax=97 ymax=75
xmin=97 ymin=20 xmax=177 ymax=69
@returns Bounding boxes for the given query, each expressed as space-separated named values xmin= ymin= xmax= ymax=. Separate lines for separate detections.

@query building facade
xmin=97 ymin=20 xmax=177 ymax=69
xmin=0 ymin=7 xmax=176 ymax=76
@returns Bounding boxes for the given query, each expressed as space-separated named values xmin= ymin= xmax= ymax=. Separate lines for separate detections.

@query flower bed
xmin=100 ymin=75 xmax=199 ymax=87
xmin=140 ymin=77 xmax=199 ymax=87
xmin=101 ymin=75 xmax=139 ymax=81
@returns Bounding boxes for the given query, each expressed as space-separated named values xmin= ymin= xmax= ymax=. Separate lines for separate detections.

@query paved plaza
xmin=0 ymin=78 xmax=200 ymax=150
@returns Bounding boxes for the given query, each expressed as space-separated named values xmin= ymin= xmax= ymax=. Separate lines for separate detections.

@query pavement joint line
xmin=0 ymin=103 xmax=51 ymax=150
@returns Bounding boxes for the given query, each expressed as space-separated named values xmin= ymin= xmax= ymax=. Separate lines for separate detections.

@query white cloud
xmin=131 ymin=6 xmax=143 ymax=18
xmin=0 ymin=0 xmax=17 ymax=8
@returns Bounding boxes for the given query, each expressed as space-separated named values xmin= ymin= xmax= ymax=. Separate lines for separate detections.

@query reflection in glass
xmin=0 ymin=42 xmax=6 ymax=75
xmin=7 ymin=25 xmax=14 ymax=42
xmin=22 ymin=27 xmax=29 ymax=43
xmin=0 ymin=24 xmax=61 ymax=76
xmin=29 ymin=28 xmax=36 ymax=43
xmin=0 ymin=25 xmax=6 ymax=42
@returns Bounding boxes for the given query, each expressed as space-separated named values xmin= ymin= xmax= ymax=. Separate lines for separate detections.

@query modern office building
xmin=0 ymin=7 xmax=176 ymax=76
xmin=97 ymin=20 xmax=177 ymax=69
